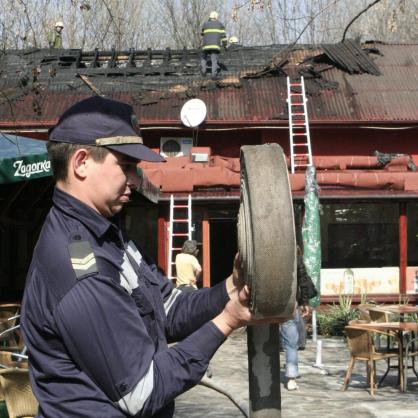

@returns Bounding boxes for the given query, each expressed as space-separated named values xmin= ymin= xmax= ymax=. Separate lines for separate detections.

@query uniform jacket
xmin=22 ymin=188 xmax=229 ymax=417
xmin=201 ymin=19 xmax=227 ymax=51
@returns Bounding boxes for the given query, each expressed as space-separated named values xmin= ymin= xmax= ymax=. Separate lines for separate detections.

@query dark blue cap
xmin=49 ymin=96 xmax=165 ymax=162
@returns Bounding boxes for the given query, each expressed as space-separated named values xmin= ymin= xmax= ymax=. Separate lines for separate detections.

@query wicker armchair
xmin=357 ymin=304 xmax=376 ymax=322
xmin=0 ymin=352 xmax=28 ymax=370
xmin=0 ymin=369 xmax=37 ymax=418
xmin=343 ymin=322 xmax=403 ymax=395
xmin=0 ymin=305 xmax=22 ymax=352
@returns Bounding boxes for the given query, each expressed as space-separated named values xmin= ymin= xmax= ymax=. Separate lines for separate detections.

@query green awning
xmin=0 ymin=134 xmax=160 ymax=202
xmin=0 ymin=135 xmax=51 ymax=184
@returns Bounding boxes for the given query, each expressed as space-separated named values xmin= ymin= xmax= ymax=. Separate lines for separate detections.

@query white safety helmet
xmin=55 ymin=21 xmax=64 ymax=28
xmin=209 ymin=11 xmax=219 ymax=20
xmin=229 ymin=36 xmax=238 ymax=44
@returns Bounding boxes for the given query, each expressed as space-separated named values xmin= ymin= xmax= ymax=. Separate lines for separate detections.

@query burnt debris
xmin=0 ymin=41 xmax=382 ymax=114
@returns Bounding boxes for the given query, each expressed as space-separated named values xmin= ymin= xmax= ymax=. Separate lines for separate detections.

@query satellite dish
xmin=180 ymin=99 xmax=207 ymax=128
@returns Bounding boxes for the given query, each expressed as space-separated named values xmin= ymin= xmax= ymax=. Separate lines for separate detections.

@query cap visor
xmin=106 ymin=143 xmax=165 ymax=162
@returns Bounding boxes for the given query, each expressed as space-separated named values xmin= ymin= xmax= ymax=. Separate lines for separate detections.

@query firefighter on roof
xmin=47 ymin=21 xmax=64 ymax=49
xmin=201 ymin=11 xmax=227 ymax=79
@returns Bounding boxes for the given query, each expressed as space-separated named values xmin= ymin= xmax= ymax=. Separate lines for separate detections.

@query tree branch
xmin=342 ymin=0 xmax=383 ymax=42
xmin=17 ymin=0 xmax=38 ymax=47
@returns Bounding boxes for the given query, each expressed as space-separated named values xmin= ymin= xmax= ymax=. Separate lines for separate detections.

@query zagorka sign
xmin=13 ymin=159 xmax=51 ymax=178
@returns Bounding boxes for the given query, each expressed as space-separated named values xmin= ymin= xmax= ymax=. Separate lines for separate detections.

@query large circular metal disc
xmin=238 ymin=144 xmax=296 ymax=318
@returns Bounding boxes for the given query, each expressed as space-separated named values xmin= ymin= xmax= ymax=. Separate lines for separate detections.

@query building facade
xmin=0 ymin=42 xmax=417 ymax=302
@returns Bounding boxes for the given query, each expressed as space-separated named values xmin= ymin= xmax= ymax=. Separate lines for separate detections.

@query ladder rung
xmin=173 ymin=219 xmax=188 ymax=222
xmin=290 ymin=83 xmax=302 ymax=86
xmin=174 ymin=205 xmax=188 ymax=208
xmin=294 ymin=153 xmax=310 ymax=156
xmin=293 ymin=143 xmax=309 ymax=146
xmin=292 ymin=133 xmax=307 ymax=136
xmin=292 ymin=123 xmax=306 ymax=126
xmin=292 ymin=112 xmax=305 ymax=115
xmin=291 ymin=103 xmax=304 ymax=106
xmin=172 ymin=233 xmax=189 ymax=236
xmin=172 ymin=247 xmax=182 ymax=250
xmin=290 ymin=93 xmax=303 ymax=96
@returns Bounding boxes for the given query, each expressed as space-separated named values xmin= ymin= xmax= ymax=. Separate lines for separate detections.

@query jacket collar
xmin=53 ymin=187 xmax=117 ymax=239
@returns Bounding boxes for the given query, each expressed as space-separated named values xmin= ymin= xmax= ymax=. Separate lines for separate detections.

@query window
xmin=407 ymin=203 xmax=418 ymax=265
xmin=321 ymin=203 xmax=399 ymax=268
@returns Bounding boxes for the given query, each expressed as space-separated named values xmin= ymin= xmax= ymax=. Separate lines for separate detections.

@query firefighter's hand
xmin=225 ymin=252 xmax=245 ymax=299
xmin=213 ymin=285 xmax=252 ymax=335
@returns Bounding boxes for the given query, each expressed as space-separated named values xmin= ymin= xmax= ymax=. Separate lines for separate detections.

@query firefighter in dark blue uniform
xmin=21 ymin=96 xmax=254 ymax=417
xmin=201 ymin=11 xmax=227 ymax=79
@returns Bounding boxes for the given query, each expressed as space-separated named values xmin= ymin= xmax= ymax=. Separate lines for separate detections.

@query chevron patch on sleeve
xmin=68 ymin=240 xmax=98 ymax=279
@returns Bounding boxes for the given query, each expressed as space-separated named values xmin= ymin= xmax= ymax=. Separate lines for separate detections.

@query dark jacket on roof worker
xmin=47 ymin=21 xmax=63 ymax=48
xmin=200 ymin=11 xmax=227 ymax=79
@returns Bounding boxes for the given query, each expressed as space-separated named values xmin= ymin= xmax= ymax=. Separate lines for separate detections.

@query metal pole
xmin=247 ymin=324 xmax=281 ymax=418
xmin=314 ymin=340 xmax=323 ymax=368
xmin=312 ymin=308 xmax=317 ymax=343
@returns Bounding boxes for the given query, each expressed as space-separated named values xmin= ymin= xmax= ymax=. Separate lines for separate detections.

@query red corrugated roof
xmin=0 ymin=44 xmax=417 ymax=127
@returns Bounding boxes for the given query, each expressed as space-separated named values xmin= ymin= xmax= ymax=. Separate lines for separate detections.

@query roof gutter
xmin=1 ymin=120 xmax=418 ymax=131
xmin=139 ymin=119 xmax=418 ymax=128
xmin=158 ymin=190 xmax=418 ymax=203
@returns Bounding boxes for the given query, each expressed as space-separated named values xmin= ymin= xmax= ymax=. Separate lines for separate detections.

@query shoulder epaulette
xmin=68 ymin=237 xmax=98 ymax=280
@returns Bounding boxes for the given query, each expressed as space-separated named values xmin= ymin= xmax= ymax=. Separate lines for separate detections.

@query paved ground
xmin=174 ymin=328 xmax=418 ymax=418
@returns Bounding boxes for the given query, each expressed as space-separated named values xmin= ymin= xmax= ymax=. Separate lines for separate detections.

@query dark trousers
xmin=201 ymin=51 xmax=220 ymax=77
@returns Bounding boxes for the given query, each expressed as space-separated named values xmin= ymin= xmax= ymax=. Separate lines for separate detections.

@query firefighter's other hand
xmin=213 ymin=286 xmax=252 ymax=335
xmin=232 ymin=252 xmax=244 ymax=289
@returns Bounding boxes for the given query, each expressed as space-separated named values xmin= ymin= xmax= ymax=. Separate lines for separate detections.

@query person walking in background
xmin=280 ymin=245 xmax=318 ymax=391
xmin=200 ymin=11 xmax=227 ymax=79
xmin=175 ymin=240 xmax=202 ymax=292
xmin=47 ymin=21 xmax=64 ymax=48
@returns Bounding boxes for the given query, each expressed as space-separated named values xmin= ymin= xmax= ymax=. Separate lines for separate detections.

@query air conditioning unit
xmin=160 ymin=137 xmax=193 ymax=157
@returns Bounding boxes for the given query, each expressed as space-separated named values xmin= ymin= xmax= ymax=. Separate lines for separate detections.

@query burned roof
xmin=320 ymin=40 xmax=381 ymax=75
xmin=0 ymin=41 xmax=417 ymax=128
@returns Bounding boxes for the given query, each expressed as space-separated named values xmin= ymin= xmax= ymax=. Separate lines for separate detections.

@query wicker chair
xmin=0 ymin=305 xmax=22 ymax=352
xmin=0 ymin=306 xmax=20 ymax=323
xmin=0 ymin=369 xmax=38 ymax=418
xmin=369 ymin=309 xmax=392 ymax=323
xmin=404 ymin=335 xmax=418 ymax=390
xmin=0 ymin=352 xmax=28 ymax=370
xmin=357 ymin=304 xmax=375 ymax=322
xmin=343 ymin=322 xmax=403 ymax=395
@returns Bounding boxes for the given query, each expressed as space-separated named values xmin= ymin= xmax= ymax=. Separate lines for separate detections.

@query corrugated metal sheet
xmin=0 ymin=44 xmax=417 ymax=126
xmin=321 ymin=40 xmax=381 ymax=75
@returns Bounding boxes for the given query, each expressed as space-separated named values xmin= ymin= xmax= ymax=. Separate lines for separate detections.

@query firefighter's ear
xmin=71 ymin=148 xmax=90 ymax=179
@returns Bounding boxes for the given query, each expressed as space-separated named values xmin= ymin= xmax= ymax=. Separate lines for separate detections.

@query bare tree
xmin=155 ymin=0 xmax=227 ymax=49
xmin=0 ymin=0 xmax=416 ymax=51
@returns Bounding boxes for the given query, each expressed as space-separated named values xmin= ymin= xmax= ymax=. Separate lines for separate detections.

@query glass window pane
xmin=321 ymin=203 xmax=399 ymax=268
xmin=407 ymin=203 xmax=418 ymax=265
